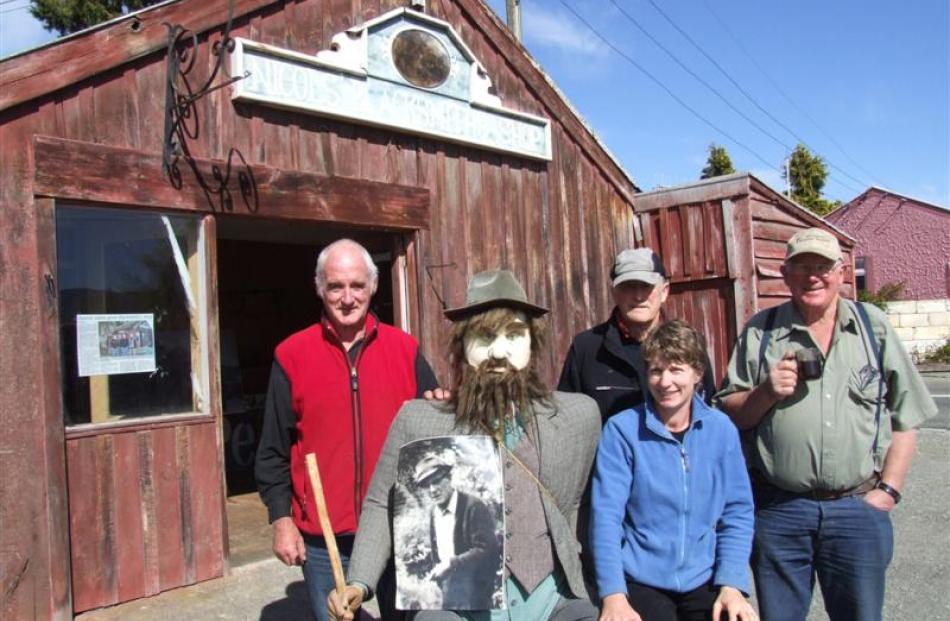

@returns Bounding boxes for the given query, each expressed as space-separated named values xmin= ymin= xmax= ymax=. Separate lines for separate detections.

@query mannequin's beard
xmin=454 ymin=360 xmax=536 ymax=436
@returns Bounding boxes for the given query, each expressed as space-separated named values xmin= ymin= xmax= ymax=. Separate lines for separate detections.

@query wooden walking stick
xmin=305 ymin=453 xmax=347 ymax=599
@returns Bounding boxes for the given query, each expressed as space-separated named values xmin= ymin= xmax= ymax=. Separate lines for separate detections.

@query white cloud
xmin=0 ymin=8 xmax=57 ymax=59
xmin=522 ymin=1 xmax=609 ymax=61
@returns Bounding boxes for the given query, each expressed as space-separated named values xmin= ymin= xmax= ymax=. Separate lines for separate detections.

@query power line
xmin=0 ymin=0 xmax=29 ymax=6
xmin=0 ymin=3 xmax=31 ymax=15
xmin=700 ymin=0 xmax=883 ymax=187
xmin=610 ymin=0 xmax=864 ymax=193
xmin=656 ymin=0 xmax=875 ymax=187
xmin=558 ymin=0 xmax=782 ymax=174
xmin=617 ymin=0 xmax=864 ymax=195
xmin=606 ymin=0 xmax=790 ymax=152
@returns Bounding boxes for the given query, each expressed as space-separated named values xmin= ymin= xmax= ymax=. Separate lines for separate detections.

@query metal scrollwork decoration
xmin=161 ymin=0 xmax=257 ymax=212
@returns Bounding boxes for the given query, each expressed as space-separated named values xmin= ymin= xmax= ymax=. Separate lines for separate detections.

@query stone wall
xmin=886 ymin=299 xmax=950 ymax=361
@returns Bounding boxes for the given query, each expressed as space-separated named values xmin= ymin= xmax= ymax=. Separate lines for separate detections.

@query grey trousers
xmin=409 ymin=597 xmax=598 ymax=621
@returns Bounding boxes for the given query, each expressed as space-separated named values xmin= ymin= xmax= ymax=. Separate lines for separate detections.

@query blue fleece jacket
xmin=590 ymin=395 xmax=753 ymax=598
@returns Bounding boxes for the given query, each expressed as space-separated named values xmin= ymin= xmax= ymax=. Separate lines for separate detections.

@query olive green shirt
xmin=716 ymin=298 xmax=936 ymax=493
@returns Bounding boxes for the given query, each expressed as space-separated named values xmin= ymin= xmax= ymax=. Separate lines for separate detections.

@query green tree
xmin=700 ymin=143 xmax=736 ymax=179
xmin=30 ymin=0 xmax=160 ymax=36
xmin=785 ymin=143 xmax=840 ymax=216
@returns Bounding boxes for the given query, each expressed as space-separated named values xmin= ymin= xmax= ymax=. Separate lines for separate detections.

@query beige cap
xmin=785 ymin=228 xmax=842 ymax=263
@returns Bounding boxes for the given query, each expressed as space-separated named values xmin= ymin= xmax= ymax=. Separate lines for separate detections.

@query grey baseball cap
xmin=611 ymin=248 xmax=668 ymax=287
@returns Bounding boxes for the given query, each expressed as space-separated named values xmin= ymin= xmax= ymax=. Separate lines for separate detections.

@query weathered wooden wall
xmin=640 ymin=201 xmax=735 ymax=382
xmin=748 ymin=180 xmax=855 ymax=310
xmin=0 ymin=0 xmax=639 ymax=617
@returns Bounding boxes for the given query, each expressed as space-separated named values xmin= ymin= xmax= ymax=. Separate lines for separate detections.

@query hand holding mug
xmin=767 ymin=350 xmax=799 ymax=399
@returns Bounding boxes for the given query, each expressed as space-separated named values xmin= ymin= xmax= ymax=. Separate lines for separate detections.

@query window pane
xmin=57 ymin=206 xmax=206 ymax=426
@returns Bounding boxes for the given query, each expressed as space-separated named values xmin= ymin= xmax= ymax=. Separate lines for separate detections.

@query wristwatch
xmin=875 ymin=481 xmax=902 ymax=504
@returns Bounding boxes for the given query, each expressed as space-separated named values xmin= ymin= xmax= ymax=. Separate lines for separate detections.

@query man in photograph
xmin=328 ymin=269 xmax=602 ymax=621
xmin=411 ymin=453 xmax=500 ymax=609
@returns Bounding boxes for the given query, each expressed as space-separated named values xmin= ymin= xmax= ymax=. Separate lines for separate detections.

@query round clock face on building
xmin=391 ymin=29 xmax=451 ymax=89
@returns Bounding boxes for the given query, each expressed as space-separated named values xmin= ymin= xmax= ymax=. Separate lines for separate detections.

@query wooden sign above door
xmin=230 ymin=8 xmax=552 ymax=161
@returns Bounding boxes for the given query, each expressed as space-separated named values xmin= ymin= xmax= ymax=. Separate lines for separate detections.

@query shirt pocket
xmin=847 ymin=364 xmax=882 ymax=406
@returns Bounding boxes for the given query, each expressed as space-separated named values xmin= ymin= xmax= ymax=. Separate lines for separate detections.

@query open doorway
xmin=215 ymin=218 xmax=400 ymax=567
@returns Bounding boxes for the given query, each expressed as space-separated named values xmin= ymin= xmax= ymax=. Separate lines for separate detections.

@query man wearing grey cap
xmin=717 ymin=228 xmax=937 ymax=621
xmin=328 ymin=269 xmax=601 ymax=621
xmin=558 ymin=248 xmax=716 ymax=423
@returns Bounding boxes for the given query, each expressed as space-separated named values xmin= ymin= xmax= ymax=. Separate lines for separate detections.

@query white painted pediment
xmin=231 ymin=8 xmax=551 ymax=161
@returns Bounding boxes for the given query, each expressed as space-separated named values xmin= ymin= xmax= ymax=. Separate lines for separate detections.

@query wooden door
xmin=56 ymin=208 xmax=225 ymax=613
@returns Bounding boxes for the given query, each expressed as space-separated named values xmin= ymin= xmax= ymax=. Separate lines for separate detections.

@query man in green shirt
xmin=717 ymin=228 xmax=937 ymax=621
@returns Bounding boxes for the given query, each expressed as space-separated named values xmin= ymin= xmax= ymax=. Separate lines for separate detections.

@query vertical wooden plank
xmin=35 ymin=197 xmax=72 ymax=617
xmin=67 ymin=438 xmax=102 ymax=612
xmin=153 ymin=427 xmax=186 ymax=590
xmin=727 ymin=194 xmax=758 ymax=325
xmin=138 ymin=431 xmax=161 ymax=596
xmin=188 ymin=423 xmax=226 ymax=582
xmin=113 ymin=432 xmax=146 ymax=603
xmin=177 ymin=426 xmax=196 ymax=585
xmin=201 ymin=214 xmax=229 ymax=572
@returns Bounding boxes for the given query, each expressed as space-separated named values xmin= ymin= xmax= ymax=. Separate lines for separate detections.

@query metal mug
xmin=795 ymin=347 xmax=823 ymax=380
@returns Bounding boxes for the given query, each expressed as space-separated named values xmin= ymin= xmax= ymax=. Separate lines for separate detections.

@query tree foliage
xmin=785 ymin=143 xmax=840 ymax=216
xmin=700 ymin=143 xmax=736 ymax=179
xmin=30 ymin=0 xmax=161 ymax=36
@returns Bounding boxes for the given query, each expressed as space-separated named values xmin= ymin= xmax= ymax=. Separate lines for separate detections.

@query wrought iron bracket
xmin=161 ymin=0 xmax=248 ymax=186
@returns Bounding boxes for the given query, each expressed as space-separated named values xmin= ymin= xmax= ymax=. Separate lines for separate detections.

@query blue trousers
xmin=303 ymin=534 xmax=400 ymax=621
xmin=751 ymin=489 xmax=893 ymax=621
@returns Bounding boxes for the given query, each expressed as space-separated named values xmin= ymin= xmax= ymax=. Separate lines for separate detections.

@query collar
xmin=614 ymin=308 xmax=634 ymax=340
xmin=642 ymin=394 xmax=712 ymax=440
xmin=321 ymin=311 xmax=379 ymax=344
xmin=436 ymin=490 xmax=459 ymax=516
xmin=785 ymin=297 xmax=858 ymax=337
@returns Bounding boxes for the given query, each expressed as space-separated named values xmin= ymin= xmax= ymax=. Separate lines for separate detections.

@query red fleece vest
xmin=276 ymin=315 xmax=420 ymax=536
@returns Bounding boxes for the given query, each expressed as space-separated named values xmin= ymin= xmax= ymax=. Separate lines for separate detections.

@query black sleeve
xmin=701 ymin=352 xmax=717 ymax=406
xmin=414 ymin=350 xmax=439 ymax=397
xmin=255 ymin=360 xmax=297 ymax=523
xmin=557 ymin=342 xmax=581 ymax=392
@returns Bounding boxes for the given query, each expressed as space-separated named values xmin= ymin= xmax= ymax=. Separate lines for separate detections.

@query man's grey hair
xmin=314 ymin=239 xmax=379 ymax=297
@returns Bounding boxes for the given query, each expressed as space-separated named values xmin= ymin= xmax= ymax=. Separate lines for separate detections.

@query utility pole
xmin=506 ymin=0 xmax=522 ymax=42
xmin=785 ymin=153 xmax=791 ymax=197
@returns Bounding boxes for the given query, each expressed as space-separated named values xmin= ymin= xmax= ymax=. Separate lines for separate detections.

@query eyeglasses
xmin=784 ymin=260 xmax=841 ymax=277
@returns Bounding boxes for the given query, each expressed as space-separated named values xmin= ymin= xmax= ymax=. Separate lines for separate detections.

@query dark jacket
xmin=557 ymin=310 xmax=717 ymax=423
xmin=429 ymin=491 xmax=502 ymax=609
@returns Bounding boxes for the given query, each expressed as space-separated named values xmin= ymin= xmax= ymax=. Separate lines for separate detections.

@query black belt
xmin=752 ymin=471 xmax=879 ymax=501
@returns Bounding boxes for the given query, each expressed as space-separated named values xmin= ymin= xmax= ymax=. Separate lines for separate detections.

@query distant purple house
xmin=827 ymin=187 xmax=949 ymax=300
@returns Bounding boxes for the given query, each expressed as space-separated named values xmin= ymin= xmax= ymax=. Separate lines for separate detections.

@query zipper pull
xmin=350 ymin=366 xmax=358 ymax=391
xmin=680 ymin=446 xmax=689 ymax=472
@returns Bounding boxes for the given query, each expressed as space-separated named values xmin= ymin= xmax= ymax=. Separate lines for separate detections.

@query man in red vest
xmin=256 ymin=238 xmax=438 ymax=621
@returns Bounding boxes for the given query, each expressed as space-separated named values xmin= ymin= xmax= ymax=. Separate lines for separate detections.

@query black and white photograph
xmin=393 ymin=435 xmax=505 ymax=611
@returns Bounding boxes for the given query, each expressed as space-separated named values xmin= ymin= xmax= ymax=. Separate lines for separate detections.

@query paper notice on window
xmin=77 ymin=314 xmax=157 ymax=377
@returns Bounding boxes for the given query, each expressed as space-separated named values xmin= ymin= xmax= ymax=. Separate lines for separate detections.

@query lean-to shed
xmin=635 ymin=172 xmax=857 ymax=381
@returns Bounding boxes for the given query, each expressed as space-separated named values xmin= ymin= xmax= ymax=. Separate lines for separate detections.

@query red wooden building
xmin=0 ymin=0 xmax=646 ymax=618
xmin=0 ymin=1 xmax=853 ymax=618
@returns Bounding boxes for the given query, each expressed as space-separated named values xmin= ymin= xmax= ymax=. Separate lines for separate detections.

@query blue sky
xmin=2 ymin=0 xmax=947 ymax=206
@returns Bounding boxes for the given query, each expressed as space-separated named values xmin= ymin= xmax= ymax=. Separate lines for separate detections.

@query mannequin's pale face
xmin=463 ymin=311 xmax=532 ymax=372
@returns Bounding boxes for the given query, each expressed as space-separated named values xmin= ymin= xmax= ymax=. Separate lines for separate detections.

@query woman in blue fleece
xmin=591 ymin=320 xmax=756 ymax=621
